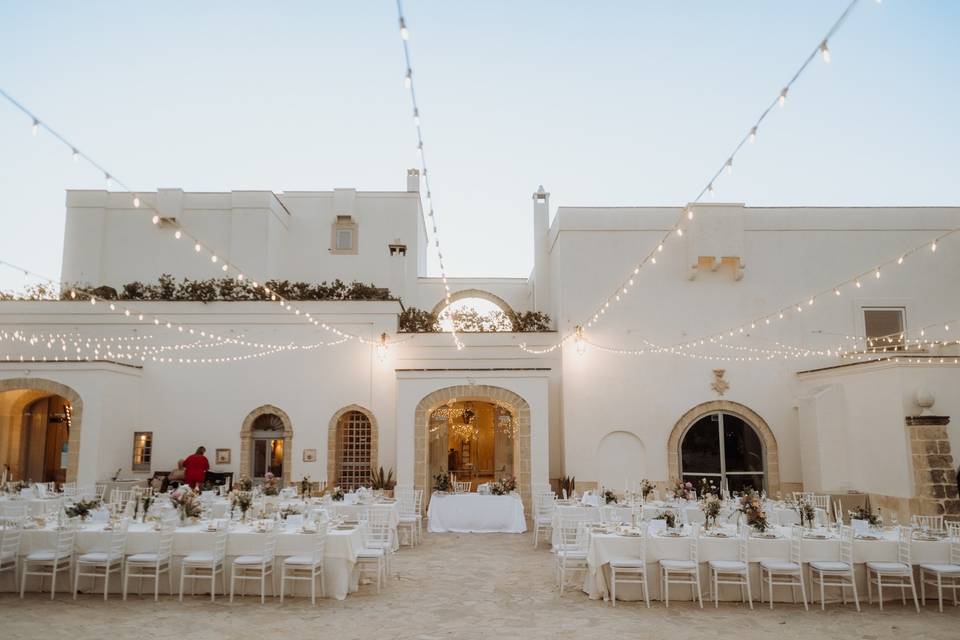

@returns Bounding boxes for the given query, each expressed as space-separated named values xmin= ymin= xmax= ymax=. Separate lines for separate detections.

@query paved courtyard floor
xmin=1 ymin=530 xmax=958 ymax=640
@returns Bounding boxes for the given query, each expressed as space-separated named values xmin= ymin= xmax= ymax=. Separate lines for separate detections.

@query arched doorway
xmin=0 ymin=378 xmax=83 ymax=483
xmin=429 ymin=400 xmax=516 ymax=489
xmin=327 ymin=405 xmax=378 ymax=490
xmin=415 ymin=385 xmax=532 ymax=512
xmin=667 ymin=400 xmax=780 ymax=495
xmin=240 ymin=405 xmax=293 ymax=485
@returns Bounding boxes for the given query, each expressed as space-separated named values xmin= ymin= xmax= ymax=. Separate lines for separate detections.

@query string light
xmin=523 ymin=0 xmax=864 ymax=352
xmin=820 ymin=40 xmax=831 ymax=63
xmin=31 ymin=118 xmax=39 ymax=136
xmin=395 ymin=0 xmax=464 ymax=350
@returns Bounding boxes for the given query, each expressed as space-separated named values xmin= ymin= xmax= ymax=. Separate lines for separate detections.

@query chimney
xmin=532 ymin=185 xmax=551 ymax=318
xmin=406 ymin=168 xmax=420 ymax=193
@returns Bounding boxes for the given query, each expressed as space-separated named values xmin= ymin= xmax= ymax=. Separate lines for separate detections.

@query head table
xmin=584 ymin=523 xmax=952 ymax=603
xmin=428 ymin=492 xmax=526 ymax=534
xmin=5 ymin=520 xmax=365 ymax=600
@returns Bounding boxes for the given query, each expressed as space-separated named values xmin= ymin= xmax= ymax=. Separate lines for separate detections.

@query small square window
xmin=132 ymin=431 xmax=153 ymax=471
xmin=331 ymin=216 xmax=358 ymax=254
xmin=336 ymin=228 xmax=353 ymax=251
xmin=863 ymin=307 xmax=905 ymax=351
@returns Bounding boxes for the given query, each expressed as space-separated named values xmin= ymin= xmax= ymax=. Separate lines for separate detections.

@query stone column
xmin=906 ymin=416 xmax=960 ymax=520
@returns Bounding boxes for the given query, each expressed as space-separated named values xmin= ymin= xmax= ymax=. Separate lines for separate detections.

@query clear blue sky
xmin=1 ymin=1 xmax=957 ymax=293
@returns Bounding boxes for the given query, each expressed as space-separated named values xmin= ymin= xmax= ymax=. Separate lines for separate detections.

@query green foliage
xmin=511 ymin=310 xmax=552 ymax=332
xmin=0 ymin=283 xmax=61 ymax=301
xmin=398 ymin=307 xmax=440 ymax=333
xmin=369 ymin=466 xmax=396 ymax=490
xmin=559 ymin=475 xmax=576 ymax=497
xmin=56 ymin=275 xmax=394 ymax=302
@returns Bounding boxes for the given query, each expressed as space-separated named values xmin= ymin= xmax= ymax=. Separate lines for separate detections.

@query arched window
xmin=336 ymin=410 xmax=372 ymax=490
xmin=680 ymin=412 xmax=765 ymax=493
xmin=250 ymin=413 xmax=285 ymax=480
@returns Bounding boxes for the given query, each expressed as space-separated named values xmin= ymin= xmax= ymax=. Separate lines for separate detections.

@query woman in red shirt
xmin=182 ymin=446 xmax=210 ymax=489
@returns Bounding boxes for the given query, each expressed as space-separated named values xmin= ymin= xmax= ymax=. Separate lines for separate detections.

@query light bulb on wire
xmin=820 ymin=41 xmax=831 ymax=63
xmin=779 ymin=88 xmax=788 ymax=107
xmin=31 ymin=119 xmax=39 ymax=136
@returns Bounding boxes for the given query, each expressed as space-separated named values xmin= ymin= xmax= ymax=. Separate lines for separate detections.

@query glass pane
xmin=253 ymin=439 xmax=267 ymax=478
xmin=864 ymin=308 xmax=904 ymax=350
xmin=680 ymin=415 xmax=721 ymax=474
xmin=723 ymin=414 xmax=764 ymax=472
xmin=726 ymin=474 xmax=764 ymax=494
xmin=269 ymin=439 xmax=283 ymax=478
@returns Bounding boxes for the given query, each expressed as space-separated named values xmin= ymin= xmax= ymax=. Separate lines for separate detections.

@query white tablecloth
xmin=0 ymin=496 xmax=62 ymax=518
xmin=585 ymin=525 xmax=951 ymax=603
xmin=8 ymin=521 xmax=364 ymax=600
xmin=428 ymin=493 xmax=526 ymax=533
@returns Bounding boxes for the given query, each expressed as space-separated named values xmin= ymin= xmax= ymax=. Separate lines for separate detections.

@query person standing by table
xmin=183 ymin=446 xmax=210 ymax=489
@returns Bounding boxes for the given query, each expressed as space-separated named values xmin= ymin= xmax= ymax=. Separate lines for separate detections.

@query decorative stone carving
xmin=710 ymin=369 xmax=729 ymax=396
xmin=914 ymin=388 xmax=936 ymax=416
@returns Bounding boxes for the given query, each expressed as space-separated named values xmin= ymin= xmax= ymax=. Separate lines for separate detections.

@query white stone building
xmin=2 ymin=170 xmax=958 ymax=519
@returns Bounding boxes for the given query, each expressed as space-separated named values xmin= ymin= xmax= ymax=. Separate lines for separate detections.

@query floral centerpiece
xmin=299 ymin=475 xmax=312 ymax=499
xmin=849 ymin=506 xmax=880 ymax=526
xmin=699 ymin=494 xmax=722 ymax=529
xmin=237 ymin=476 xmax=253 ymax=492
xmin=654 ymin=510 xmax=678 ymax=529
xmin=639 ymin=479 xmax=654 ymax=500
xmin=330 ymin=486 xmax=345 ymax=501
xmin=64 ymin=498 xmax=101 ymax=521
xmin=433 ymin=472 xmax=452 ymax=493
xmin=280 ymin=503 xmax=304 ymax=520
xmin=261 ymin=471 xmax=279 ymax=496
xmin=738 ymin=490 xmax=769 ymax=533
xmin=134 ymin=493 xmax=154 ymax=522
xmin=6 ymin=480 xmax=27 ymax=496
xmin=603 ymin=489 xmax=618 ymax=505
xmin=170 ymin=486 xmax=203 ymax=522
xmin=230 ymin=490 xmax=253 ymax=521
xmin=795 ymin=498 xmax=817 ymax=528
xmin=490 ymin=477 xmax=517 ymax=496
xmin=697 ymin=477 xmax=718 ymax=499
xmin=671 ymin=480 xmax=694 ymax=501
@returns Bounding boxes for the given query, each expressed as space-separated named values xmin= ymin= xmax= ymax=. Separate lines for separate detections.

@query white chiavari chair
xmin=362 ymin=507 xmax=395 ymax=576
xmin=123 ymin=525 xmax=174 ymax=601
xmin=833 ymin=499 xmax=844 ymax=526
xmin=601 ymin=504 xmax=628 ymax=525
xmin=20 ymin=518 xmax=77 ymax=599
xmin=73 ymin=517 xmax=129 ymax=600
xmin=707 ymin=523 xmax=752 ymax=609
xmin=919 ymin=521 xmax=960 ymax=611
xmin=0 ymin=518 xmax=24 ymax=589
xmin=280 ymin=523 xmax=326 ymax=604
xmin=759 ymin=524 xmax=808 ymax=609
xmin=94 ymin=483 xmax=108 ymax=501
xmin=110 ymin=489 xmax=133 ymax=512
xmin=60 ymin=482 xmax=77 ymax=497
xmin=357 ymin=515 xmax=389 ymax=593
xmin=660 ymin=523 xmax=703 ymax=608
xmin=555 ymin=518 xmax=589 ymax=595
xmin=793 ymin=491 xmax=814 ymax=503
xmin=609 ymin=522 xmax=650 ymax=607
xmin=230 ymin=526 xmax=278 ymax=604
xmin=453 ymin=481 xmax=471 ymax=494
xmin=0 ymin=502 xmax=29 ymax=520
xmin=396 ymin=488 xmax=421 ymax=547
xmin=809 ymin=524 xmax=859 ymax=610
xmin=912 ymin=514 xmax=945 ymax=532
xmin=533 ymin=492 xmax=556 ymax=549
xmin=866 ymin=525 xmax=919 ymax=611
xmin=77 ymin=485 xmax=99 ymax=500
xmin=180 ymin=523 xmax=229 ymax=602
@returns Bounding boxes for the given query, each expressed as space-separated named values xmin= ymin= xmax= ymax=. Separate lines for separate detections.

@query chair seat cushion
xmin=709 ymin=560 xmax=747 ymax=572
xmin=127 ymin=552 xmax=163 ymax=563
xmin=357 ymin=548 xmax=385 ymax=558
xmin=25 ymin=550 xmax=71 ymax=562
xmin=810 ymin=560 xmax=850 ymax=572
xmin=398 ymin=515 xmax=419 ymax=523
xmin=233 ymin=555 xmax=268 ymax=565
xmin=284 ymin=555 xmax=321 ymax=566
xmin=866 ymin=561 xmax=911 ymax=573
xmin=920 ymin=563 xmax=960 ymax=574
xmin=182 ymin=552 xmax=216 ymax=565
xmin=78 ymin=551 xmax=123 ymax=563
xmin=760 ymin=560 xmax=801 ymax=572
xmin=556 ymin=550 xmax=587 ymax=559
xmin=1 ymin=550 xmax=18 ymax=562
xmin=660 ymin=559 xmax=696 ymax=570
xmin=609 ymin=557 xmax=647 ymax=568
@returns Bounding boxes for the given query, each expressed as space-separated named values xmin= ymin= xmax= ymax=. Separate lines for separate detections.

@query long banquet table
xmin=428 ymin=492 xmax=526 ymax=533
xmin=585 ymin=524 xmax=952 ymax=603
xmin=5 ymin=521 xmax=365 ymax=600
